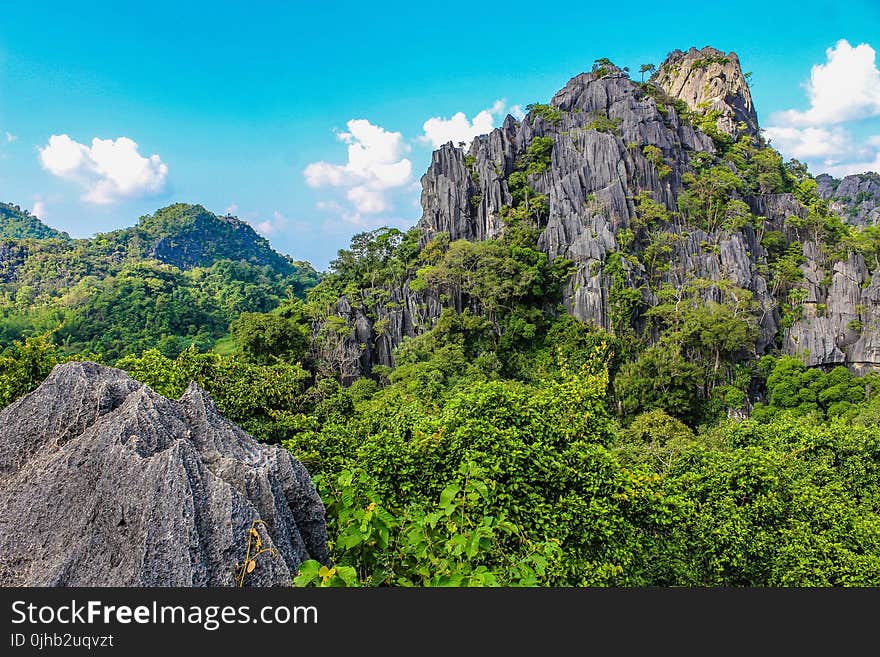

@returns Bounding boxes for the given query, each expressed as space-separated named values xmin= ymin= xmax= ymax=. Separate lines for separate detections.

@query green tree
xmin=614 ymin=342 xmax=704 ymax=423
xmin=229 ymin=305 xmax=310 ymax=365
xmin=0 ymin=335 xmax=67 ymax=408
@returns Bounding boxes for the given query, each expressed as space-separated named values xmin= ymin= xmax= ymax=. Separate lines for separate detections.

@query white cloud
xmin=316 ymin=200 xmax=343 ymax=213
xmin=765 ymin=40 xmax=880 ymax=177
xmin=38 ymin=134 xmax=169 ymax=204
xmin=31 ymin=199 xmax=46 ymax=219
xmin=225 ymin=202 xmax=239 ymax=215
xmin=304 ymin=119 xmax=412 ymax=215
xmin=821 ymin=150 xmax=880 ymax=178
xmin=345 ymin=186 xmax=388 ymax=213
xmin=419 ymin=99 xmax=509 ymax=149
xmin=5 ymin=132 xmax=15 ymax=143
xmin=254 ymin=210 xmax=290 ymax=237
xmin=772 ymin=40 xmax=880 ymax=127
xmin=762 ymin=126 xmax=852 ymax=159
xmin=315 ymin=197 xmax=389 ymax=229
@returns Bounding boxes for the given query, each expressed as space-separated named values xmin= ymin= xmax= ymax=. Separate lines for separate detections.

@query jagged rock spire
xmin=654 ymin=46 xmax=759 ymax=139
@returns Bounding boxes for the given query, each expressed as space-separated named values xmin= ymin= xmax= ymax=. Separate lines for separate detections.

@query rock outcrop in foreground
xmin=0 ymin=362 xmax=328 ymax=586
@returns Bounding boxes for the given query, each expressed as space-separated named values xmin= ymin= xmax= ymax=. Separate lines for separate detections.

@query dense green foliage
xmin=0 ymin=335 xmax=74 ymax=408
xmin=3 ymin=211 xmax=879 ymax=586
xmin=6 ymin=321 xmax=879 ymax=586
xmin=8 ymin=189 xmax=875 ymax=588
xmin=0 ymin=204 xmax=318 ymax=359
xmin=266 ymin=99 xmax=879 ymax=584
xmin=117 ymin=346 xmax=312 ymax=441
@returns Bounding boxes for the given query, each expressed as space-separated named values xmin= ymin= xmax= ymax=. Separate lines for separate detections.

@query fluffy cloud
xmin=420 ymin=99 xmax=508 ymax=149
xmin=38 ymin=134 xmax=169 ymax=204
xmin=254 ymin=210 xmax=289 ymax=237
xmin=304 ymin=119 xmax=412 ymax=214
xmin=820 ymin=149 xmax=880 ymax=178
xmin=315 ymin=196 xmax=395 ymax=230
xmin=762 ymin=125 xmax=852 ymax=160
xmin=765 ymin=40 xmax=880 ymax=177
xmin=772 ymin=40 xmax=880 ymax=127
xmin=762 ymin=126 xmax=880 ymax=177
xmin=5 ymin=132 xmax=15 ymax=143
xmin=31 ymin=199 xmax=46 ymax=219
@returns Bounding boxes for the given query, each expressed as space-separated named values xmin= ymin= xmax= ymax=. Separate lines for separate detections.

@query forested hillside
xmin=0 ymin=203 xmax=318 ymax=358
xmin=0 ymin=203 xmax=69 ymax=240
xmin=1 ymin=45 xmax=879 ymax=586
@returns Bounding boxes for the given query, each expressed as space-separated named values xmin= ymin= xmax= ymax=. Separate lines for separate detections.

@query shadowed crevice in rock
xmin=0 ymin=362 xmax=328 ymax=587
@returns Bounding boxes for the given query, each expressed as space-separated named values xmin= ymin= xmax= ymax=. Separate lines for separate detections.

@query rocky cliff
xmin=0 ymin=362 xmax=328 ymax=586
xmin=322 ymin=46 xmax=880 ymax=376
xmin=653 ymin=46 xmax=759 ymax=139
xmin=817 ymin=172 xmax=880 ymax=228
xmin=784 ymin=246 xmax=880 ymax=372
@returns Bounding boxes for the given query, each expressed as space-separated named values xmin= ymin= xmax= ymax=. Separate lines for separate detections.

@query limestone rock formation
xmin=817 ymin=172 xmax=880 ymax=228
xmin=318 ymin=46 xmax=880 ymax=377
xmin=654 ymin=46 xmax=759 ymax=139
xmin=0 ymin=362 xmax=328 ymax=586
xmin=393 ymin=60 xmax=777 ymax=362
xmin=784 ymin=247 xmax=880 ymax=372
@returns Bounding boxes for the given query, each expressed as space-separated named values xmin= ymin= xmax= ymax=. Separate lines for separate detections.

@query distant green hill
xmin=0 ymin=203 xmax=70 ymax=240
xmin=0 ymin=202 xmax=319 ymax=360
xmin=120 ymin=203 xmax=302 ymax=274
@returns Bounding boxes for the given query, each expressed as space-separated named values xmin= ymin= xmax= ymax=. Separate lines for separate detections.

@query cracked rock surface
xmin=0 ymin=362 xmax=328 ymax=586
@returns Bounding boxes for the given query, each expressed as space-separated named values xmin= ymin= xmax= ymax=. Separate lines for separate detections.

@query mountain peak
xmin=653 ymin=45 xmax=759 ymax=140
xmin=816 ymin=172 xmax=880 ymax=227
xmin=131 ymin=203 xmax=300 ymax=274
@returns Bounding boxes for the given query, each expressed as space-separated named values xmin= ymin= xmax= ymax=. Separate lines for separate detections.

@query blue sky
xmin=1 ymin=0 xmax=879 ymax=269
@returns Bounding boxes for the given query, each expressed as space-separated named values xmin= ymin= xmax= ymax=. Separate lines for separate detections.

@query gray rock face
xmin=817 ymin=172 xmax=880 ymax=228
xmin=322 ymin=281 xmax=443 ymax=379
xmin=0 ymin=362 xmax=328 ymax=587
xmin=420 ymin=70 xmax=713 ymax=247
xmin=785 ymin=247 xmax=880 ymax=373
xmin=654 ymin=46 xmax=759 ymax=139
xmin=415 ymin=66 xmax=779 ymax=348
